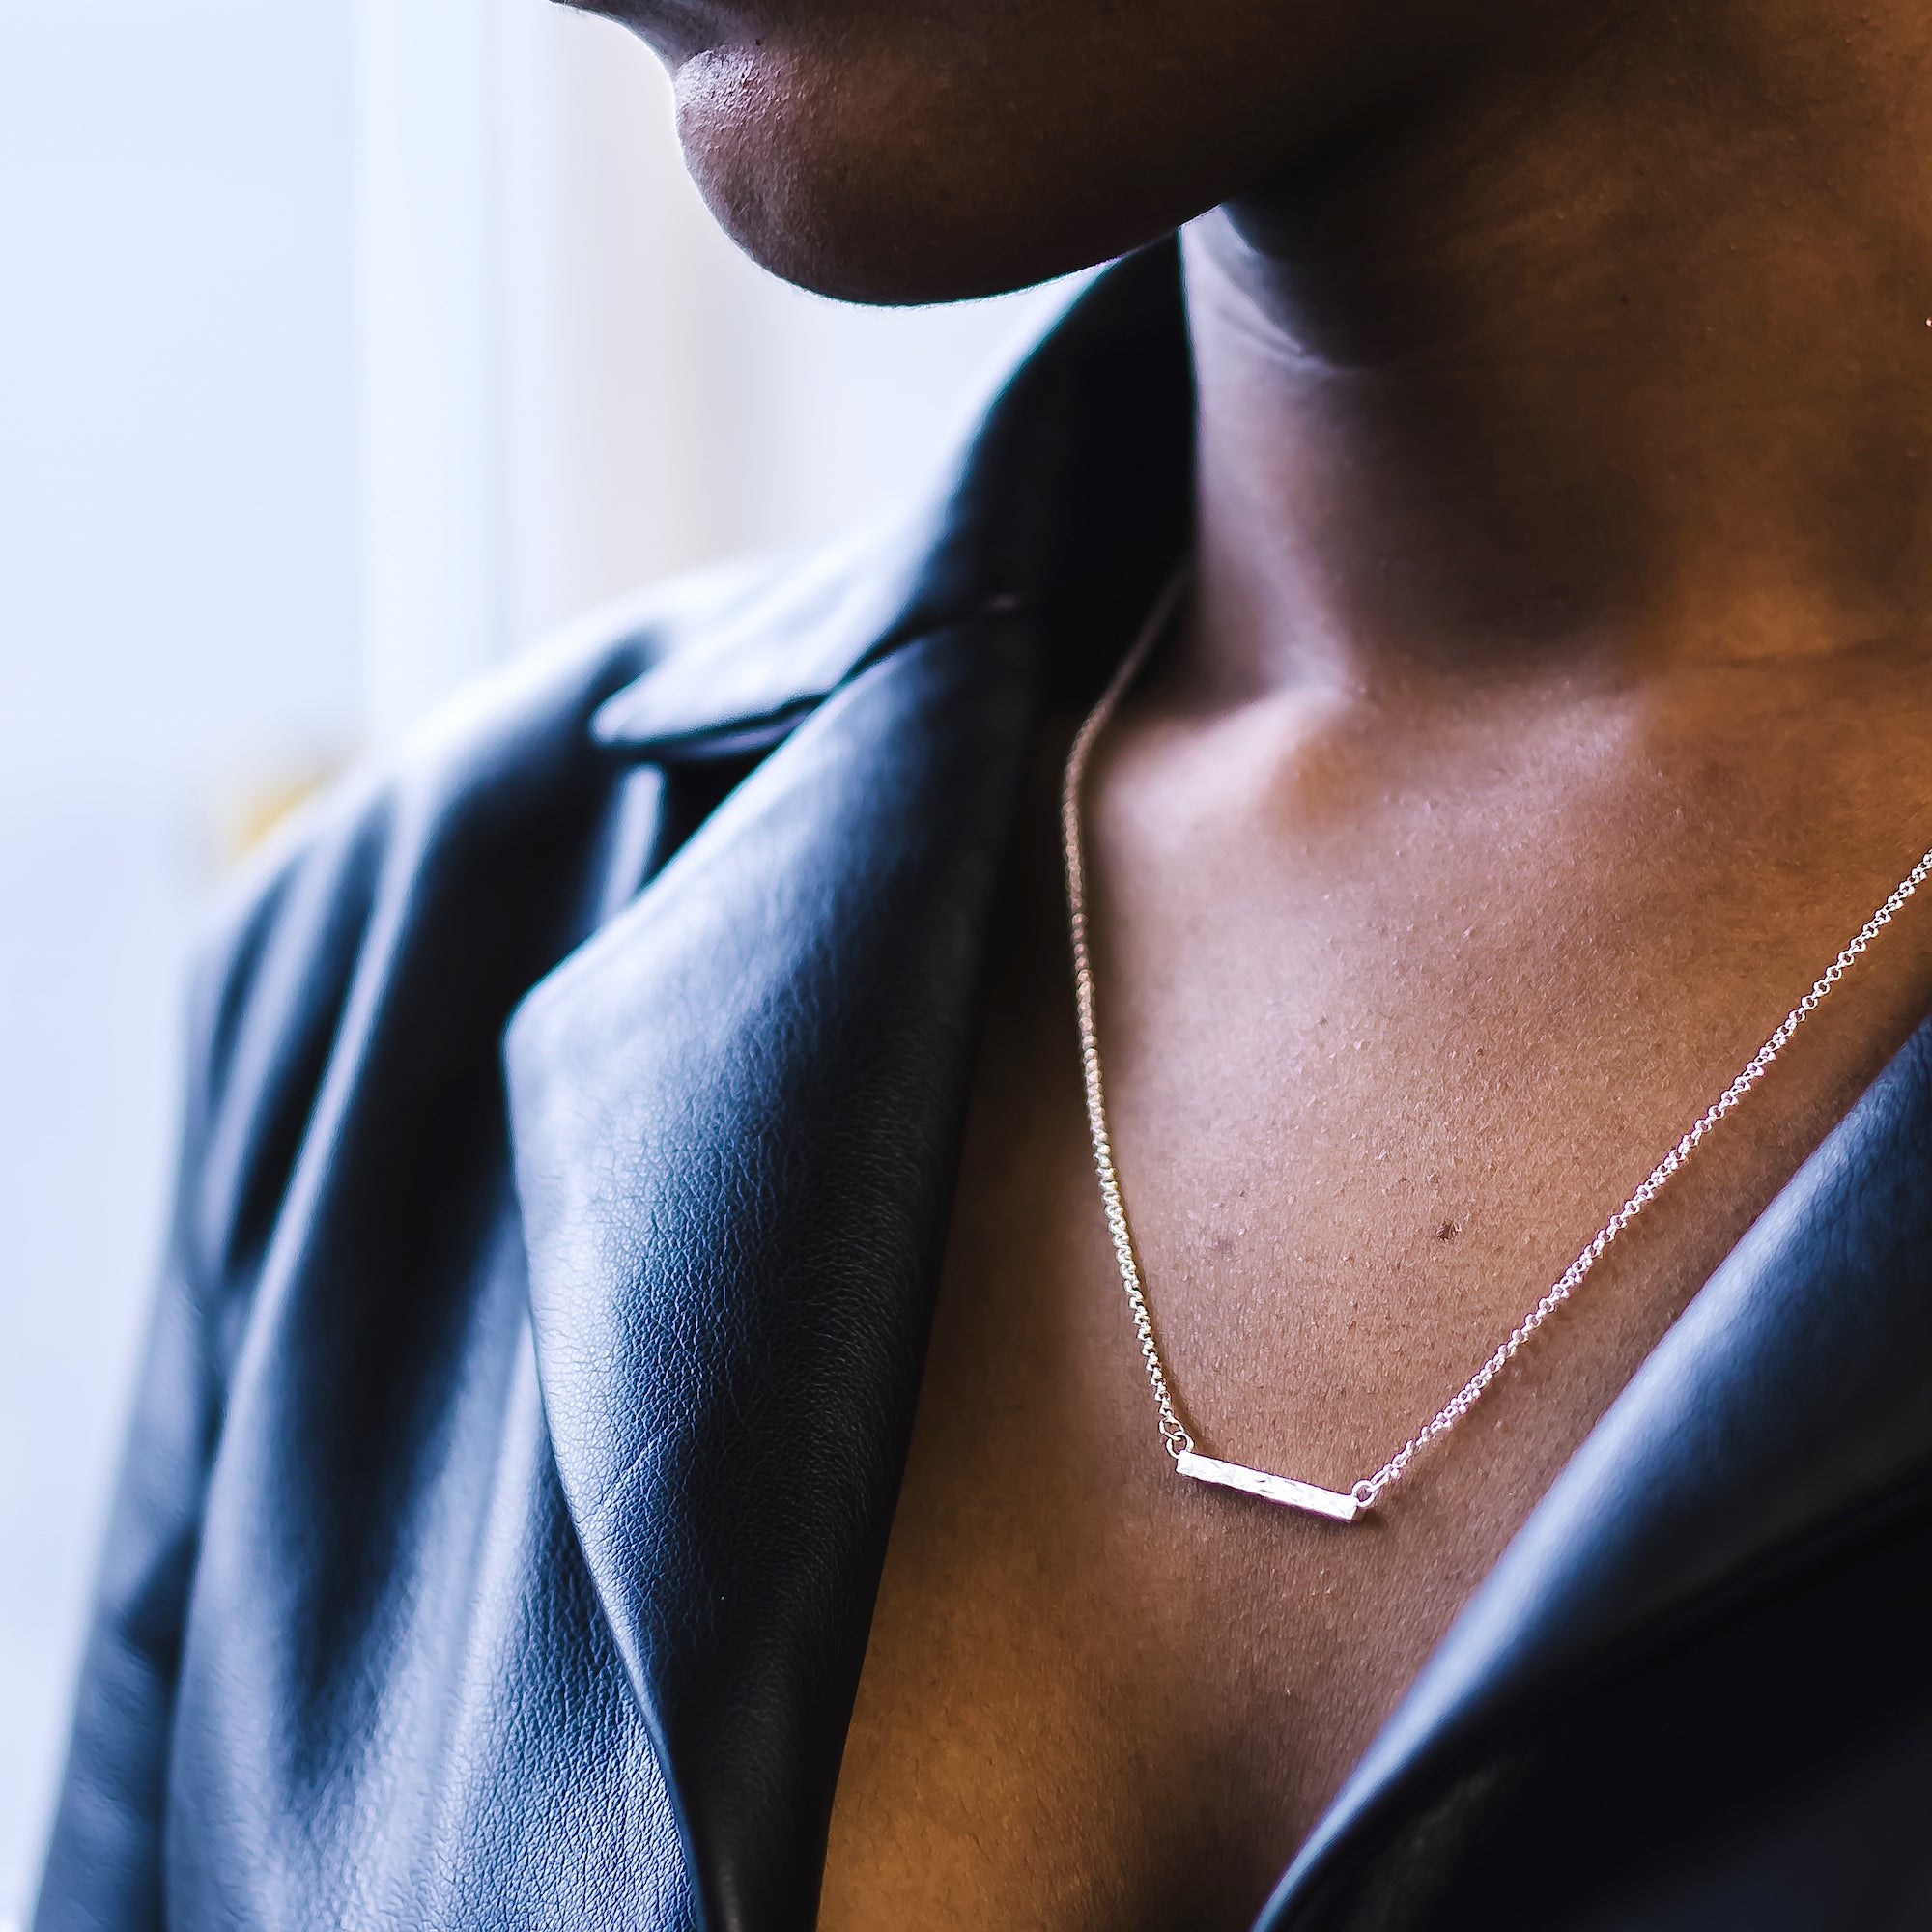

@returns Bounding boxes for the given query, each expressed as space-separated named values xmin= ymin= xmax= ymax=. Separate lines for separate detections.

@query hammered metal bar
xmin=1175 ymin=1451 xmax=1362 ymax=1523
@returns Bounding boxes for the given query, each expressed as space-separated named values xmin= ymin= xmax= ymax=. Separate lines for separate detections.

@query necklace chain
xmin=1062 ymin=575 xmax=1932 ymax=1513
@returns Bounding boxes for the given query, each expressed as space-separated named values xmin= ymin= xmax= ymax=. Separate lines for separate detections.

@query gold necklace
xmin=1062 ymin=576 xmax=1932 ymax=1521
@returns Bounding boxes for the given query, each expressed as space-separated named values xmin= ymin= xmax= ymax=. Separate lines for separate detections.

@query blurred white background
xmin=0 ymin=0 xmax=1073 ymax=1915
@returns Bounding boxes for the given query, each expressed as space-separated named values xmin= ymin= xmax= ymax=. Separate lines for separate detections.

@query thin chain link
xmin=1062 ymin=574 xmax=1199 ymax=1458
xmin=1063 ymin=572 xmax=1932 ymax=1511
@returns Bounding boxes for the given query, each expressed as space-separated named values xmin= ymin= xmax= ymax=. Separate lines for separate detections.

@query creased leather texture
xmin=508 ymin=625 xmax=1040 ymax=1932
xmin=31 ymin=237 xmax=1932 ymax=1931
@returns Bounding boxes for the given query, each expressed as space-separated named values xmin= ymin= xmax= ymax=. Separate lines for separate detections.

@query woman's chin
xmin=670 ymin=40 xmax=1204 ymax=305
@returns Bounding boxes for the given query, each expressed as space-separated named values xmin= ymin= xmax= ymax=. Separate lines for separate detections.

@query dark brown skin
xmin=574 ymin=0 xmax=1932 ymax=1922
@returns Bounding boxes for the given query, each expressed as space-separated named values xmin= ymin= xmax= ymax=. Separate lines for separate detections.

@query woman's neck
xmin=1183 ymin=0 xmax=1932 ymax=708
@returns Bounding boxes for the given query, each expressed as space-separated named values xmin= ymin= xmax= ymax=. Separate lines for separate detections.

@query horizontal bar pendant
xmin=1176 ymin=1451 xmax=1363 ymax=1523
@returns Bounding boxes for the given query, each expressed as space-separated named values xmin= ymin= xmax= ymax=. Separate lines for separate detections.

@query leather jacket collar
xmin=509 ymin=242 xmax=1195 ymax=1930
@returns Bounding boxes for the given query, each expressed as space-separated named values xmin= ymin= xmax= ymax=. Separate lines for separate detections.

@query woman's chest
xmin=818 ymin=708 xmax=1932 ymax=1931
xmin=818 ymin=1014 xmax=1753 ymax=1930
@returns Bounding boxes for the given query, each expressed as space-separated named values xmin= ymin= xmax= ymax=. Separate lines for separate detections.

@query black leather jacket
xmin=33 ymin=242 xmax=1932 ymax=1932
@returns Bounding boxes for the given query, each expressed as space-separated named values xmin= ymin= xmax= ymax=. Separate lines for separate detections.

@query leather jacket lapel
xmin=499 ymin=240 xmax=1191 ymax=1932
xmin=504 ymin=617 xmax=1043 ymax=1932
xmin=1260 ymin=1013 xmax=1932 ymax=1928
